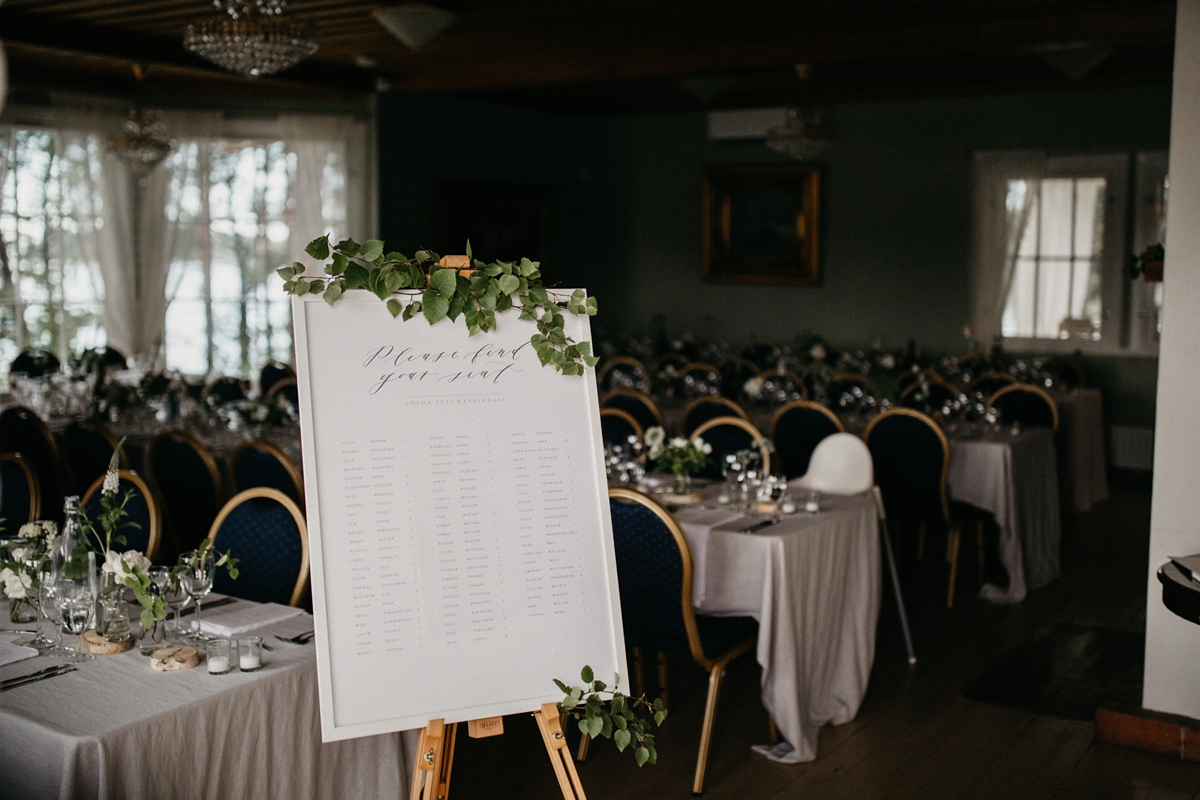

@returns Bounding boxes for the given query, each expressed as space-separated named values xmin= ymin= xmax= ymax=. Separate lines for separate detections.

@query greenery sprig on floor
xmin=279 ymin=236 xmax=599 ymax=375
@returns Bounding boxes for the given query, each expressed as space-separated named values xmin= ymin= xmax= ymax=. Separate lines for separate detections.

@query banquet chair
xmin=9 ymin=349 xmax=60 ymax=377
xmin=229 ymin=440 xmax=305 ymax=507
xmin=600 ymin=487 xmax=759 ymax=794
xmin=987 ymin=384 xmax=1060 ymax=432
xmin=259 ymin=361 xmax=296 ymax=397
xmin=682 ymin=396 xmax=748 ymax=437
xmin=864 ymin=409 xmax=972 ymax=609
xmin=0 ymin=453 xmax=40 ymax=536
xmin=0 ymin=406 xmax=64 ymax=523
xmin=203 ymin=376 xmax=248 ymax=406
xmin=1042 ymin=357 xmax=1086 ymax=390
xmin=899 ymin=374 xmax=959 ymax=414
xmin=652 ymin=352 xmax=690 ymax=374
xmin=208 ymin=488 xmax=309 ymax=607
xmin=719 ymin=357 xmax=760 ymax=399
xmin=599 ymin=408 xmax=643 ymax=451
xmin=690 ymin=416 xmax=770 ymax=479
xmin=825 ymin=373 xmax=871 ymax=408
xmin=597 ymin=356 xmax=651 ymax=395
xmin=736 ymin=340 xmax=781 ymax=371
xmin=82 ymin=470 xmax=162 ymax=562
xmin=62 ymin=422 xmax=126 ymax=496
xmin=770 ymin=401 xmax=844 ymax=479
xmin=968 ymin=371 xmax=1016 ymax=399
xmin=266 ymin=377 xmax=300 ymax=409
xmin=759 ymin=370 xmax=808 ymax=404
xmin=679 ymin=362 xmax=723 ymax=399
xmin=791 ymin=433 xmax=916 ymax=665
xmin=147 ymin=431 xmax=222 ymax=562
xmin=600 ymin=390 xmax=664 ymax=434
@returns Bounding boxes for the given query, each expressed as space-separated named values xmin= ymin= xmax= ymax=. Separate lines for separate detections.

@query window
xmin=164 ymin=140 xmax=297 ymax=377
xmin=973 ymin=153 xmax=1134 ymax=354
xmin=0 ymin=128 xmax=106 ymax=369
xmin=1130 ymin=152 xmax=1168 ymax=350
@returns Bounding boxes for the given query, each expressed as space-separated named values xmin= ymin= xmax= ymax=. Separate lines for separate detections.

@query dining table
xmin=668 ymin=491 xmax=881 ymax=764
xmin=0 ymin=597 xmax=414 ymax=800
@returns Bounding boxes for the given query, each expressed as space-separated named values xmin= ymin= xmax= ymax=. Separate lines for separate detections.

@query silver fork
xmin=274 ymin=631 xmax=315 ymax=645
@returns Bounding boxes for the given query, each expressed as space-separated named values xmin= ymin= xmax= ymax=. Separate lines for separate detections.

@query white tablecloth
xmin=1055 ymin=388 xmax=1109 ymax=513
xmin=0 ymin=602 xmax=413 ymax=800
xmin=675 ymin=494 xmax=881 ymax=763
xmin=947 ymin=428 xmax=1061 ymax=604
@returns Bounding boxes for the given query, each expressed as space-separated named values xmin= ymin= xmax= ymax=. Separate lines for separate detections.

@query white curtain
xmin=280 ymin=114 xmax=369 ymax=276
xmin=972 ymin=153 xmax=1040 ymax=347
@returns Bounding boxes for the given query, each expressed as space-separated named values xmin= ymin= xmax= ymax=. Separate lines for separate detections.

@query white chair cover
xmin=791 ymin=432 xmax=874 ymax=495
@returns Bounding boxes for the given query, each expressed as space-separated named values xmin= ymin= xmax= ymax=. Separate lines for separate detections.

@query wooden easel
xmin=410 ymin=706 xmax=587 ymax=800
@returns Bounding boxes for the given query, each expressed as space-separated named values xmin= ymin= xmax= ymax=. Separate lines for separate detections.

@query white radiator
xmin=1109 ymin=425 xmax=1155 ymax=471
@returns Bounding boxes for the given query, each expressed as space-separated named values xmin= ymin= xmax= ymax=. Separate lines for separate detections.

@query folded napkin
xmin=199 ymin=602 xmax=305 ymax=638
xmin=0 ymin=641 xmax=39 ymax=668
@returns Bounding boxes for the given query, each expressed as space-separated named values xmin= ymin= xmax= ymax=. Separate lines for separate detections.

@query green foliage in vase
xmin=278 ymin=236 xmax=600 ymax=375
xmin=555 ymin=665 xmax=667 ymax=767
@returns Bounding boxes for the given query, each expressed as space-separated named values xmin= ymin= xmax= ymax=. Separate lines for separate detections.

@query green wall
xmin=376 ymin=85 xmax=1171 ymax=426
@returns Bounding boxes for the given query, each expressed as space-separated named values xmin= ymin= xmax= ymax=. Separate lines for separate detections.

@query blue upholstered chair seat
xmin=627 ymin=614 xmax=759 ymax=661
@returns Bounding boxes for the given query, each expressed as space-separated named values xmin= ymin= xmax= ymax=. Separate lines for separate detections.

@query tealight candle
xmin=804 ymin=491 xmax=821 ymax=514
xmin=238 ymin=636 xmax=263 ymax=672
xmin=206 ymin=639 xmax=232 ymax=675
xmin=781 ymin=500 xmax=797 ymax=514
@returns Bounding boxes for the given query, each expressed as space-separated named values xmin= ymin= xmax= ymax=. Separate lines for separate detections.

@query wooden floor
xmin=450 ymin=475 xmax=1200 ymax=799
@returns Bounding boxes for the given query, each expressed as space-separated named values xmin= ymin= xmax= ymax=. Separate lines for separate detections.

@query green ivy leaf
xmin=422 ymin=290 xmax=450 ymax=324
xmin=305 ymin=236 xmax=330 ymax=260
xmin=429 ymin=268 xmax=457 ymax=297
xmin=613 ymin=728 xmax=631 ymax=751
xmin=329 ymin=253 xmax=348 ymax=276
xmin=334 ymin=238 xmax=360 ymax=256
xmin=402 ymin=301 xmax=420 ymax=321
xmin=359 ymin=239 xmax=385 ymax=263
xmin=344 ymin=263 xmax=369 ymax=289
xmin=518 ymin=257 xmax=537 ymax=277
xmin=635 ymin=746 xmax=650 ymax=767
xmin=387 ymin=298 xmax=403 ymax=318
xmin=323 ymin=281 xmax=344 ymax=305
xmin=498 ymin=274 xmax=520 ymax=294
xmin=587 ymin=716 xmax=604 ymax=738
xmin=465 ymin=239 xmax=472 ymax=260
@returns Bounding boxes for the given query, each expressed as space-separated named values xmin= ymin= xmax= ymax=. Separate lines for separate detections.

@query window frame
xmin=973 ymin=150 xmax=1135 ymax=357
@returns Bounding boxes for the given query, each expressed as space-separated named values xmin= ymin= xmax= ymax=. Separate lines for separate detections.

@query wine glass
xmin=16 ymin=554 xmax=55 ymax=651
xmin=178 ymin=551 xmax=215 ymax=644
xmin=38 ymin=579 xmax=73 ymax=657
xmin=56 ymin=581 xmax=95 ymax=662
xmin=161 ymin=570 xmax=192 ymax=642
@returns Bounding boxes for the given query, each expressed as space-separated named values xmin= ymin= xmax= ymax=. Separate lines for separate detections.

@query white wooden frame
xmin=292 ymin=289 xmax=627 ymax=742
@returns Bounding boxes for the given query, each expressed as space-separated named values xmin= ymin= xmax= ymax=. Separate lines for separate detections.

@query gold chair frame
xmin=0 ymin=404 xmax=63 ymax=503
xmin=967 ymin=371 xmax=1016 ymax=394
xmin=864 ymin=408 xmax=969 ymax=608
xmin=986 ymin=383 xmax=1060 ymax=432
xmin=265 ymin=377 xmax=299 ymax=399
xmin=207 ymin=487 xmax=310 ymax=608
xmin=0 ymin=452 xmax=41 ymax=526
xmin=228 ymin=439 xmax=305 ymax=504
xmin=759 ymin=368 xmax=810 ymax=401
xmin=147 ymin=430 xmax=223 ymax=500
xmin=681 ymin=395 xmax=748 ymax=436
xmin=598 ymin=407 xmax=645 ymax=448
xmin=769 ymin=399 xmax=845 ymax=443
xmin=831 ymin=371 xmax=870 ymax=387
xmin=652 ymin=353 xmax=689 ymax=373
xmin=898 ymin=372 xmax=959 ymax=404
xmin=690 ymin=416 xmax=771 ymax=475
xmin=82 ymin=469 xmax=163 ymax=563
xmin=599 ymin=389 xmax=665 ymax=429
xmin=596 ymin=356 xmax=650 ymax=390
xmin=607 ymin=487 xmax=757 ymax=795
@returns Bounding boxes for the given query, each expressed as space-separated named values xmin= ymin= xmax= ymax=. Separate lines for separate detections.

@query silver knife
xmin=0 ymin=666 xmax=77 ymax=692
xmin=745 ymin=518 xmax=781 ymax=534
xmin=0 ymin=664 xmax=64 ymax=689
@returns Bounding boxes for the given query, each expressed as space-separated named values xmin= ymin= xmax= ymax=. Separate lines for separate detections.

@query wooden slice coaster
xmin=82 ymin=629 xmax=133 ymax=655
xmin=662 ymin=492 xmax=705 ymax=505
xmin=150 ymin=645 xmax=200 ymax=672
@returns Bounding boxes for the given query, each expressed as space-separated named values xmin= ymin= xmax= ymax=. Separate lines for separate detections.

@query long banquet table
xmin=673 ymin=493 xmax=881 ymax=764
xmin=0 ymin=601 xmax=412 ymax=800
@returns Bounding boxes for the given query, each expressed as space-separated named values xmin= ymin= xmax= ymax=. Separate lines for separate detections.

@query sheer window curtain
xmin=971 ymin=153 xmax=1040 ymax=348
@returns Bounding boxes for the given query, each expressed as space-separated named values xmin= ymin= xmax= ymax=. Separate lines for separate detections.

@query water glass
xmin=56 ymin=581 xmax=95 ymax=662
xmin=178 ymin=551 xmax=216 ymax=644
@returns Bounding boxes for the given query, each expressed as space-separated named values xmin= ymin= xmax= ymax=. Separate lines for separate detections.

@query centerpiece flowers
xmin=645 ymin=426 xmax=712 ymax=495
xmin=0 ymin=520 xmax=59 ymax=624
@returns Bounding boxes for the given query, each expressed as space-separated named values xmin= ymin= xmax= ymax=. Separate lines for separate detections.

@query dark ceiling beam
xmin=0 ymin=7 xmax=379 ymax=93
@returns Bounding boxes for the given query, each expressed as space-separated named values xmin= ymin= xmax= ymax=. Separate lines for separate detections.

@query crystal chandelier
xmin=109 ymin=109 xmax=176 ymax=176
xmin=183 ymin=0 xmax=319 ymax=79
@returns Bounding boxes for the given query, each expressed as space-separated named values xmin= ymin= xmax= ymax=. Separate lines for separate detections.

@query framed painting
xmin=702 ymin=164 xmax=821 ymax=285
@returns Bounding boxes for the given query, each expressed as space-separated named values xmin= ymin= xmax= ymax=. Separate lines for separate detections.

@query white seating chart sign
xmin=292 ymin=291 xmax=626 ymax=742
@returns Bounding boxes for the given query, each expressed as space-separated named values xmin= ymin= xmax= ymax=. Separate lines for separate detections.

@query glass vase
xmin=139 ymin=616 xmax=168 ymax=655
xmin=9 ymin=597 xmax=36 ymax=625
xmin=673 ymin=471 xmax=691 ymax=495
xmin=99 ymin=578 xmax=132 ymax=644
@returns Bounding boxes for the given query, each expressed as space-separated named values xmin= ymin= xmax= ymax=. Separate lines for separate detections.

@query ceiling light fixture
xmin=183 ymin=0 xmax=319 ymax=79
xmin=765 ymin=65 xmax=832 ymax=161
xmin=109 ymin=108 xmax=176 ymax=177
xmin=374 ymin=4 xmax=458 ymax=51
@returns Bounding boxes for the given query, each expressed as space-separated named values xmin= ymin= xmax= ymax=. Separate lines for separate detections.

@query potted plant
xmin=1126 ymin=243 xmax=1165 ymax=283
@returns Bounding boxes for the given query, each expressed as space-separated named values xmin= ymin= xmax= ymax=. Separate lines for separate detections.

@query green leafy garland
xmin=278 ymin=236 xmax=600 ymax=375
xmin=555 ymin=666 xmax=667 ymax=766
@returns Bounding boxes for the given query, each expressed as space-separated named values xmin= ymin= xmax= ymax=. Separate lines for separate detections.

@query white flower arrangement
xmin=102 ymin=549 xmax=152 ymax=583
xmin=809 ymin=344 xmax=827 ymax=361
xmin=750 ymin=436 xmax=776 ymax=454
xmin=743 ymin=376 xmax=765 ymax=400
xmin=644 ymin=426 xmax=666 ymax=460
xmin=1 ymin=566 xmax=25 ymax=599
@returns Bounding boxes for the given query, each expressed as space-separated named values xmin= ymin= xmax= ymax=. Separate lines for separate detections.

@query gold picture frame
xmin=702 ymin=165 xmax=821 ymax=285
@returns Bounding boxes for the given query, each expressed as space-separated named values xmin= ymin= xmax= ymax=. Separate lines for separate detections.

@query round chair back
xmin=690 ymin=416 xmax=769 ymax=480
xmin=82 ymin=470 xmax=162 ymax=562
xmin=259 ymin=361 xmax=296 ymax=396
xmin=678 ymin=362 xmax=722 ymax=399
xmin=599 ymin=409 xmax=643 ymax=450
xmin=597 ymin=357 xmax=651 ymax=395
xmin=969 ymin=372 xmax=1016 ymax=399
xmin=682 ymin=397 xmax=747 ymax=437
xmin=0 ymin=406 xmax=62 ymax=521
xmin=230 ymin=440 xmax=304 ymax=507
xmin=720 ymin=358 xmax=760 ymax=399
xmin=793 ymin=433 xmax=873 ymax=495
xmin=600 ymin=390 xmax=663 ymax=434
xmin=203 ymin=377 xmax=248 ymax=406
xmin=770 ymin=401 xmax=844 ymax=479
xmin=759 ymin=370 xmax=808 ymax=405
xmin=62 ymin=423 xmax=124 ymax=496
xmin=825 ymin=374 xmax=871 ymax=409
xmin=988 ymin=384 xmax=1060 ymax=431
xmin=899 ymin=376 xmax=959 ymax=414
xmin=209 ymin=488 xmax=309 ymax=607
xmin=864 ymin=408 xmax=949 ymax=525
xmin=0 ymin=453 xmax=39 ymax=536
xmin=10 ymin=350 xmax=60 ymax=377
xmin=147 ymin=431 xmax=222 ymax=557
